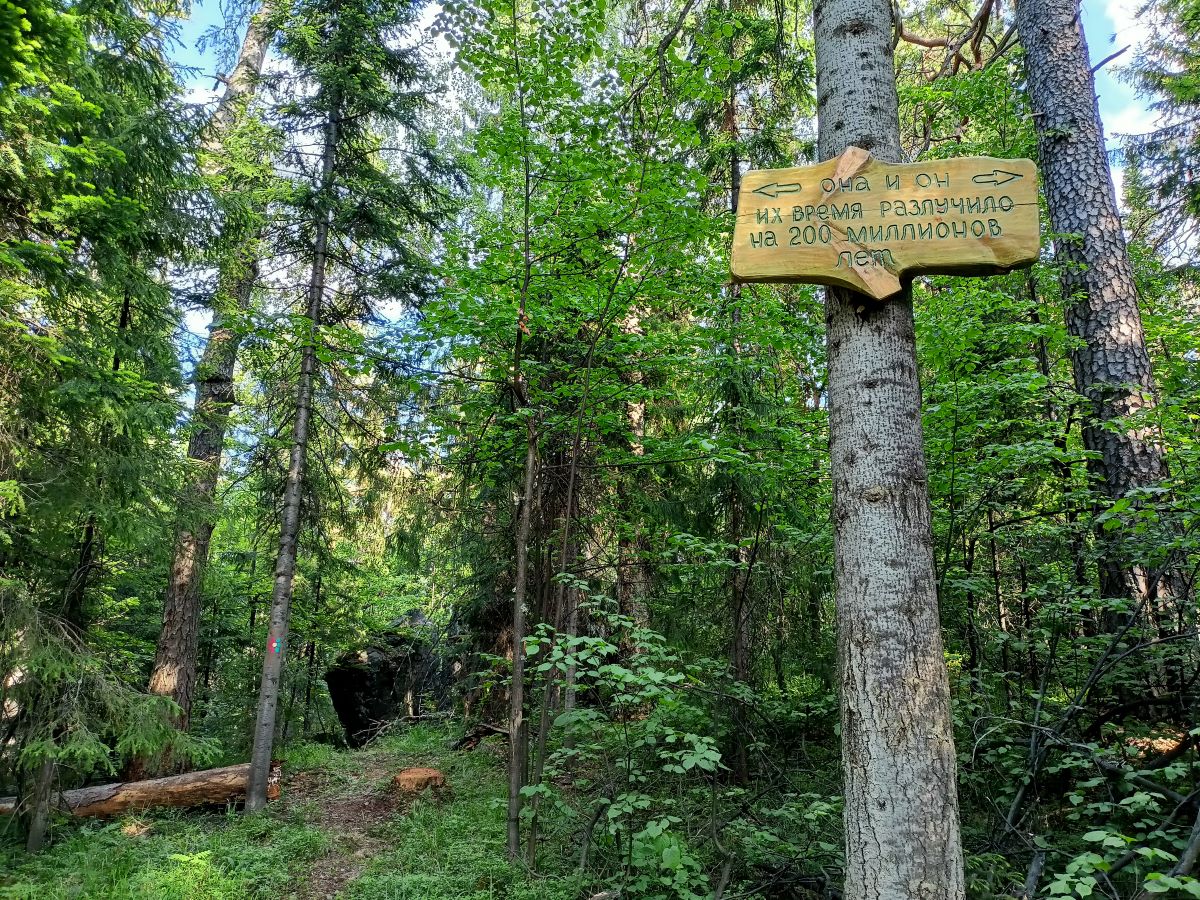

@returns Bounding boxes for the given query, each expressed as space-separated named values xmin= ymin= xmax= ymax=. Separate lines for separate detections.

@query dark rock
xmin=324 ymin=610 xmax=453 ymax=747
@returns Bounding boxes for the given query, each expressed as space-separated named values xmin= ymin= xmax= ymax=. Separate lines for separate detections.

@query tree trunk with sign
xmin=812 ymin=1 xmax=966 ymax=897
xmin=1014 ymin=0 xmax=1176 ymax=612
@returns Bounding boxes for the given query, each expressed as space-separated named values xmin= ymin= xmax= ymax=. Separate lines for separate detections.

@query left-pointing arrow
xmin=753 ymin=182 xmax=802 ymax=199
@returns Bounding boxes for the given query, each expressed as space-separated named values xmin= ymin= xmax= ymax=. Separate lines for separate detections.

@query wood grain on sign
xmin=731 ymin=147 xmax=1040 ymax=300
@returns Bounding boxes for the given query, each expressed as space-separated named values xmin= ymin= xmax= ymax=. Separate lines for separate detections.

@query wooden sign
xmin=731 ymin=147 xmax=1039 ymax=300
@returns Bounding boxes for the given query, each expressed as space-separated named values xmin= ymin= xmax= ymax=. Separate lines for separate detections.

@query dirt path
xmin=284 ymin=755 xmax=406 ymax=899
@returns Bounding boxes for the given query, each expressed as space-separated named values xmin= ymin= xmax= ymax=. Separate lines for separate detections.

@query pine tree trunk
xmin=245 ymin=106 xmax=338 ymax=813
xmin=1014 ymin=0 xmax=1171 ymax=607
xmin=146 ymin=9 xmax=273 ymax=739
xmin=149 ymin=265 xmax=256 ymax=734
xmin=813 ymin=1 xmax=965 ymax=897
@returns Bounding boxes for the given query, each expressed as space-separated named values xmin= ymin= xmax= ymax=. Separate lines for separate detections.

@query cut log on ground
xmin=392 ymin=767 xmax=447 ymax=797
xmin=0 ymin=761 xmax=281 ymax=818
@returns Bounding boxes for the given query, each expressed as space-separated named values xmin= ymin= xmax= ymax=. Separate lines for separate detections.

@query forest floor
xmin=0 ymin=725 xmax=579 ymax=899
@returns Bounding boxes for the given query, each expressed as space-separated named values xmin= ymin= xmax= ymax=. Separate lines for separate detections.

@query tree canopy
xmin=0 ymin=0 xmax=1198 ymax=896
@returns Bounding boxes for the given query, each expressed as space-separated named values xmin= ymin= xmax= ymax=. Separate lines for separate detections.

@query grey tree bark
xmin=1014 ymin=0 xmax=1173 ymax=608
xmin=244 ymin=103 xmax=338 ymax=813
xmin=146 ymin=7 xmax=273 ymax=736
xmin=723 ymin=86 xmax=754 ymax=785
xmin=23 ymin=757 xmax=54 ymax=852
xmin=507 ymin=423 xmax=537 ymax=859
xmin=813 ymin=1 xmax=965 ymax=897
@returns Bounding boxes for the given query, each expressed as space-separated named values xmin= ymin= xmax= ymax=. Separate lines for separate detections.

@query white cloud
xmin=1102 ymin=98 xmax=1159 ymax=139
xmin=184 ymin=84 xmax=222 ymax=107
xmin=1104 ymin=0 xmax=1152 ymax=53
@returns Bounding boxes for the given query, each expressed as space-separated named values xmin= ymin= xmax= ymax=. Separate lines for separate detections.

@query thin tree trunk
xmin=813 ymin=2 xmax=966 ymax=898
xmin=302 ymin=574 xmax=320 ymax=736
xmin=62 ymin=289 xmax=126 ymax=629
xmin=60 ymin=519 xmax=96 ymax=630
xmin=245 ymin=104 xmax=338 ymax=813
xmin=506 ymin=9 xmax=537 ymax=852
xmin=146 ymin=8 xmax=274 ymax=739
xmin=1014 ymin=0 xmax=1175 ymax=611
xmin=723 ymin=81 xmax=754 ymax=786
xmin=507 ymin=422 xmax=537 ymax=860
xmin=38 ymin=288 xmax=134 ymax=816
xmin=616 ymin=331 xmax=650 ymax=640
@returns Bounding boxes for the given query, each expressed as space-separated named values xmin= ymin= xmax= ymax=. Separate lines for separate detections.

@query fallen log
xmin=451 ymin=722 xmax=507 ymax=751
xmin=0 ymin=761 xmax=281 ymax=818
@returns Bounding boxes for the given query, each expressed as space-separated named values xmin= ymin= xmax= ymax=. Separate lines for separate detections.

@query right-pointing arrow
xmin=972 ymin=169 xmax=1023 ymax=186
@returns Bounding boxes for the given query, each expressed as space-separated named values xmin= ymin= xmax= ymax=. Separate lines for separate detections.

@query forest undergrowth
xmin=0 ymin=725 xmax=574 ymax=900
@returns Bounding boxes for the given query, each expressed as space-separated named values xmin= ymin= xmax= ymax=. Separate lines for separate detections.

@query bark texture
xmin=1015 ymin=0 xmax=1164 ymax=498
xmin=149 ymin=264 xmax=256 ymax=731
xmin=813 ymin=1 xmax=965 ymax=897
xmin=147 ymin=9 xmax=273 ymax=732
xmin=507 ymin=424 xmax=538 ymax=860
xmin=0 ymin=763 xmax=280 ymax=819
xmin=23 ymin=757 xmax=54 ymax=851
xmin=1014 ymin=0 xmax=1170 ymax=605
xmin=245 ymin=105 xmax=338 ymax=812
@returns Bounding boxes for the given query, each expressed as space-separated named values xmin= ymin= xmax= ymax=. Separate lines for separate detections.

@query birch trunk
xmin=813 ymin=1 xmax=965 ymax=896
xmin=244 ymin=105 xmax=338 ymax=812
xmin=147 ymin=8 xmax=273 ymax=734
xmin=1014 ymin=0 xmax=1174 ymax=610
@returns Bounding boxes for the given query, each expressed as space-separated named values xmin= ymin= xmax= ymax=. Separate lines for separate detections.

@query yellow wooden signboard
xmin=731 ymin=147 xmax=1040 ymax=300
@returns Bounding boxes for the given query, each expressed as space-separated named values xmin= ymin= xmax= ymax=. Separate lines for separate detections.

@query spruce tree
xmin=0 ymin=0 xmax=198 ymax=848
xmin=243 ymin=0 xmax=453 ymax=809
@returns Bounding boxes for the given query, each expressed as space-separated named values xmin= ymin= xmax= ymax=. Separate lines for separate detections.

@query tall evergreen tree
xmin=1126 ymin=0 xmax=1200 ymax=258
xmin=0 ymin=0 xmax=198 ymax=849
xmin=243 ymin=0 xmax=452 ymax=809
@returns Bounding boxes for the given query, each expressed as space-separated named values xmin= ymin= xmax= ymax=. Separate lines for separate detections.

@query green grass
xmin=345 ymin=730 xmax=578 ymax=900
xmin=0 ymin=725 xmax=579 ymax=900
xmin=0 ymin=810 xmax=328 ymax=899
